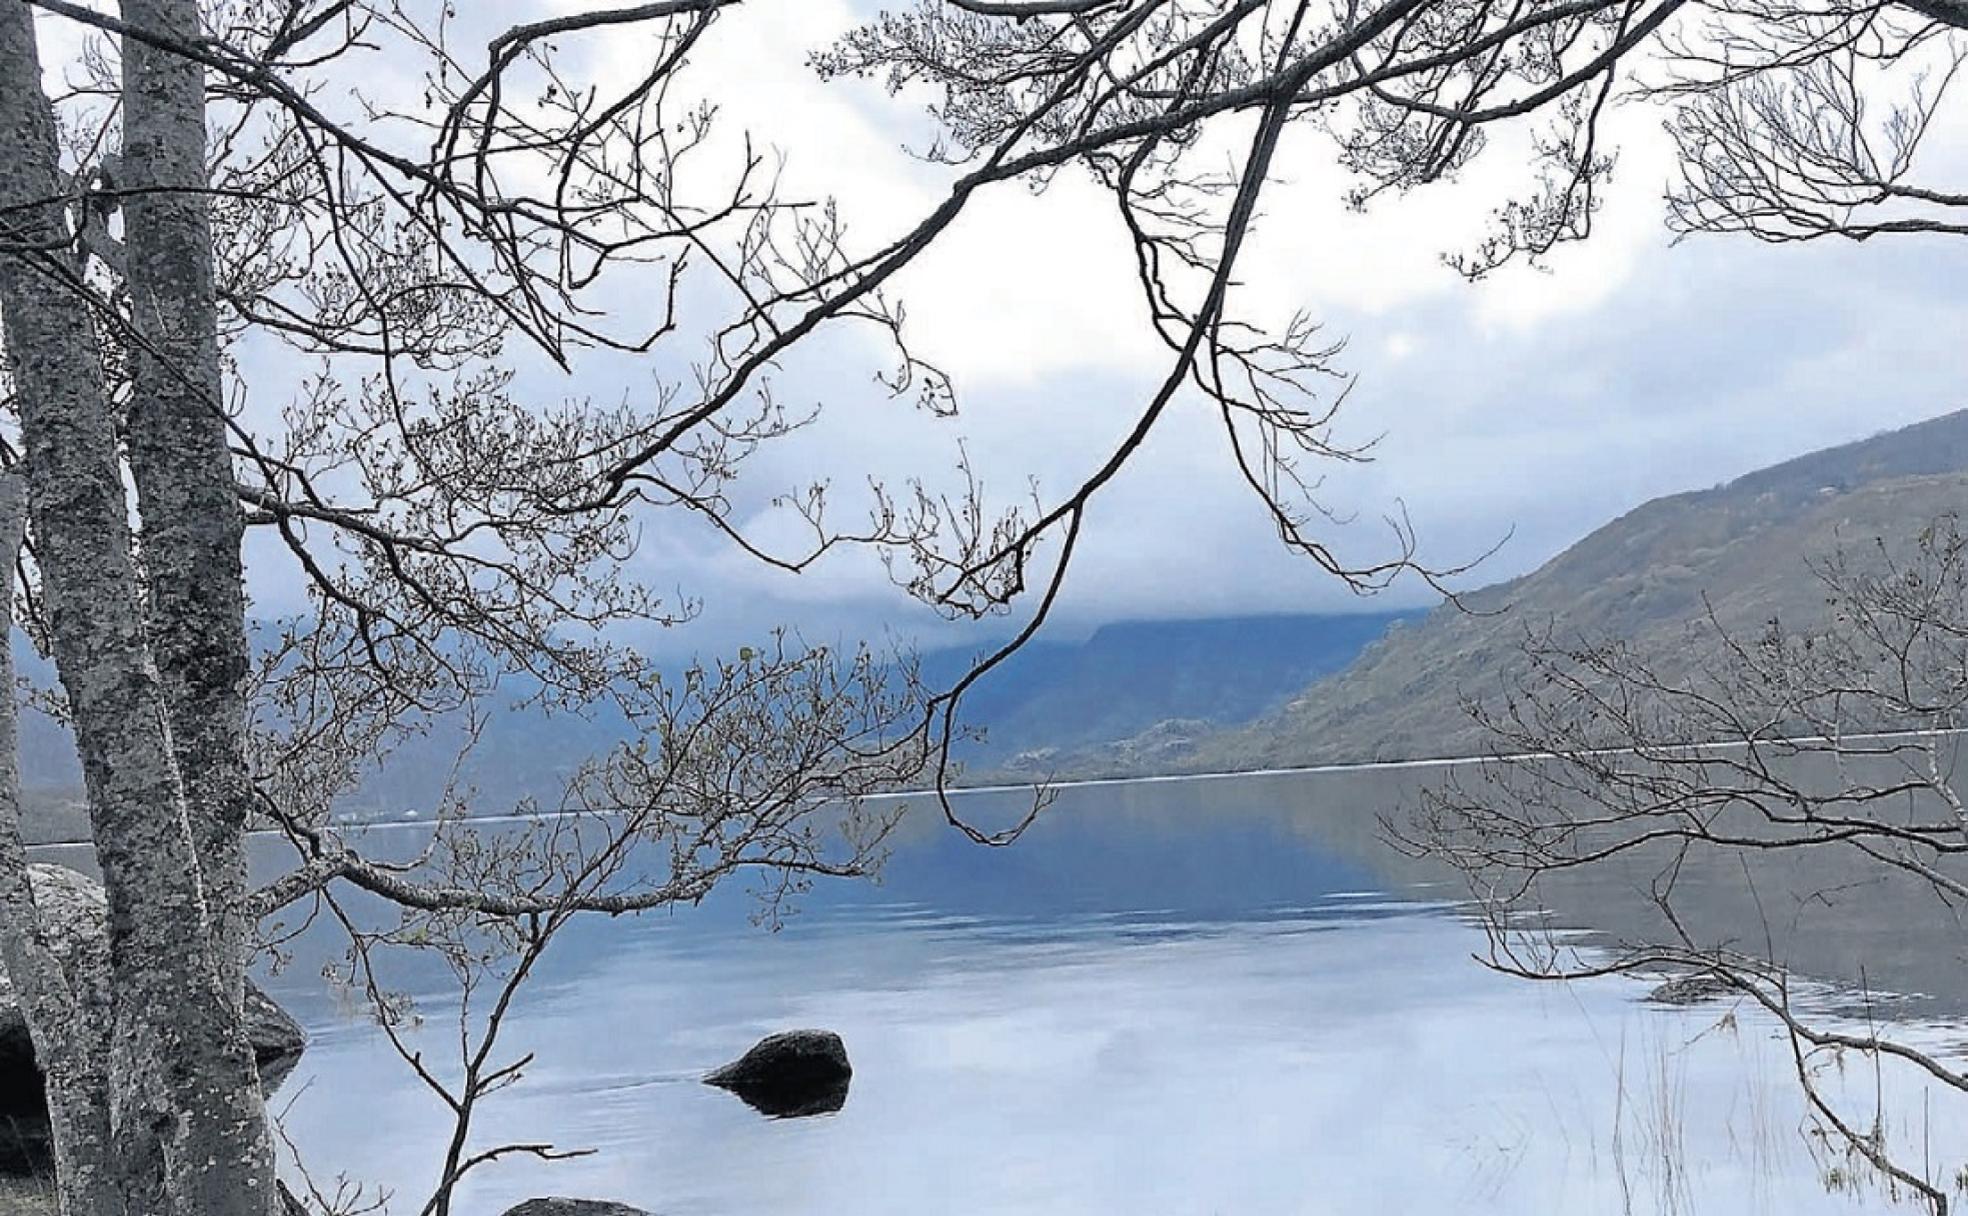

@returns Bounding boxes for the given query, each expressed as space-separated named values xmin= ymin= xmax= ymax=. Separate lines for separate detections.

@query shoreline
xmin=25 ymin=725 xmax=1968 ymax=848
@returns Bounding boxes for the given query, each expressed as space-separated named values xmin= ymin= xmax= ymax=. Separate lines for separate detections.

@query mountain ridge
xmin=1171 ymin=409 xmax=1968 ymax=771
xmin=14 ymin=607 xmax=1416 ymax=842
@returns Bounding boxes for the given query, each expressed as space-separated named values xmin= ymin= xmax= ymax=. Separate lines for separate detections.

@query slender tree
xmin=1 ymin=3 xmax=274 ymax=1209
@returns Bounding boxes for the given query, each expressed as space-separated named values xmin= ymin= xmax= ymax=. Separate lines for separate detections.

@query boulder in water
xmin=703 ymin=1028 xmax=851 ymax=1118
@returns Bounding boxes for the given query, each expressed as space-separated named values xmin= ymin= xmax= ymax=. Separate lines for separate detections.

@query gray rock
xmin=1647 ymin=971 xmax=1738 ymax=1005
xmin=500 ymin=1201 xmax=652 ymax=1216
xmin=704 ymin=1028 xmax=851 ymax=1118
xmin=0 ymin=865 xmax=111 ymax=1053
xmin=0 ymin=863 xmax=306 ymax=1175
xmin=245 ymin=982 xmax=308 ymax=1093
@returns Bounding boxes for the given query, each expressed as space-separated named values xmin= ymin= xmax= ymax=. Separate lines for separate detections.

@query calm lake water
xmin=36 ymin=766 xmax=1968 ymax=1214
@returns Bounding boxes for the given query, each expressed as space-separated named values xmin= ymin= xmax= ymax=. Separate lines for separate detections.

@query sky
xmin=205 ymin=1 xmax=1968 ymax=654
xmin=564 ymin=0 xmax=1968 ymax=651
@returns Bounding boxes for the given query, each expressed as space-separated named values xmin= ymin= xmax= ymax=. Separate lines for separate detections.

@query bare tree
xmin=0 ymin=0 xmax=1961 ymax=1214
xmin=1409 ymin=515 xmax=1968 ymax=1212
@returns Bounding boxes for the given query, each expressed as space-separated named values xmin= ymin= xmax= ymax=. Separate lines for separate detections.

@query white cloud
xmin=220 ymin=3 xmax=1968 ymax=645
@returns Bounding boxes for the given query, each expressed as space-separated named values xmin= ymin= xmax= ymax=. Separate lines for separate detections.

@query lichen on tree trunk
xmin=0 ymin=3 xmax=278 ymax=1213
xmin=0 ymin=478 xmax=117 ymax=1216
xmin=121 ymin=0 xmax=256 ymax=1013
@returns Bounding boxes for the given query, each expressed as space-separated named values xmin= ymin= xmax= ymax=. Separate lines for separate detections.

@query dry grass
xmin=0 ymin=1173 xmax=57 ymax=1214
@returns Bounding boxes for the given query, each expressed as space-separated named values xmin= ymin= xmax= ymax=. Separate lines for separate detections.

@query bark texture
xmin=121 ymin=0 xmax=255 ymax=1007
xmin=0 ymin=5 xmax=277 ymax=1213
xmin=0 ymin=479 xmax=117 ymax=1216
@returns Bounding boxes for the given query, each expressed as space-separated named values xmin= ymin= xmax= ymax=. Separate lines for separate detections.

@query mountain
xmin=927 ymin=611 xmax=1419 ymax=771
xmin=1172 ymin=409 xmax=1968 ymax=771
xmin=14 ymin=608 xmax=1414 ymax=842
xmin=22 ymin=408 xmax=1968 ymax=839
xmin=325 ymin=610 xmax=1418 ymax=810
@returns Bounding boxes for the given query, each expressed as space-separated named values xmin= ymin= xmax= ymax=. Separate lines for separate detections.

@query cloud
xmin=227 ymin=3 xmax=1968 ymax=654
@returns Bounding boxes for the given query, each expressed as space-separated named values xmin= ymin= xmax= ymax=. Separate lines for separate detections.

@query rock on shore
xmin=0 ymin=863 xmax=306 ymax=1175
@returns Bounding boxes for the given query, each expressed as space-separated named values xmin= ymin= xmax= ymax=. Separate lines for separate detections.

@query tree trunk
xmin=0 ymin=478 xmax=118 ymax=1216
xmin=121 ymin=0 xmax=255 ymax=1006
xmin=0 ymin=5 xmax=276 ymax=1214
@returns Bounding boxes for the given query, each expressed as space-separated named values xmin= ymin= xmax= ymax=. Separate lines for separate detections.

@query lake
xmin=34 ymin=765 xmax=1968 ymax=1214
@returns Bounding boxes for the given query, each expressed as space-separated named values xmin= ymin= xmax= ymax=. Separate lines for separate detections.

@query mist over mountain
xmin=13 ymin=609 xmax=1413 ymax=842
xmin=1160 ymin=409 xmax=1968 ymax=772
xmin=24 ymin=408 xmax=1967 ymax=841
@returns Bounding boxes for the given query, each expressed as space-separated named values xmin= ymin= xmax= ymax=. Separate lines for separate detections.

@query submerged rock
xmin=704 ymin=1028 xmax=852 ymax=1118
xmin=1647 ymin=971 xmax=1738 ymax=1005
xmin=0 ymin=863 xmax=307 ymax=1175
xmin=501 ymin=1201 xmax=653 ymax=1216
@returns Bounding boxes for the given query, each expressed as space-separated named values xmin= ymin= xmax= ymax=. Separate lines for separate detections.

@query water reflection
xmin=34 ymin=766 xmax=1968 ymax=1213
xmin=711 ymin=1077 xmax=850 ymax=1120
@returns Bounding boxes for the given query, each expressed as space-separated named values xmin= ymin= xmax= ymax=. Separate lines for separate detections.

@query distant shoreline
xmin=26 ymin=725 xmax=1966 ymax=850
xmin=23 ymin=752 xmax=1478 ymax=849
xmin=957 ymin=723 xmax=1968 ymax=795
